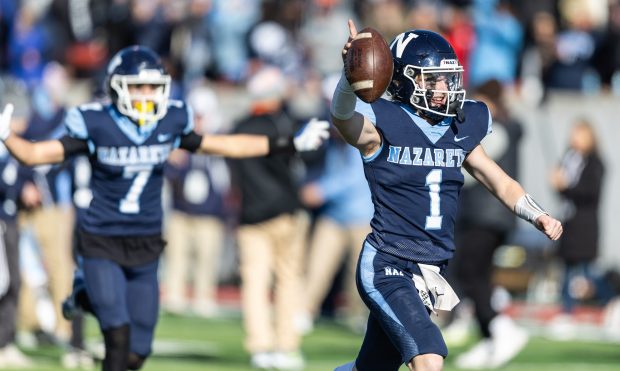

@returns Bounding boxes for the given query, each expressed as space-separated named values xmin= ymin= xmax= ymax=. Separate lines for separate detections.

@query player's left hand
xmin=293 ymin=118 xmax=330 ymax=152
xmin=0 ymin=103 xmax=14 ymax=141
xmin=535 ymin=214 xmax=563 ymax=240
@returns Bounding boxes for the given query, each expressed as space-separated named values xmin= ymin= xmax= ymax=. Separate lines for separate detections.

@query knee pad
xmin=127 ymin=352 xmax=146 ymax=370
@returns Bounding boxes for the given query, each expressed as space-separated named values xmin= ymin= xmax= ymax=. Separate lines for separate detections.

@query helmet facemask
xmin=404 ymin=64 xmax=466 ymax=121
xmin=110 ymin=69 xmax=171 ymax=125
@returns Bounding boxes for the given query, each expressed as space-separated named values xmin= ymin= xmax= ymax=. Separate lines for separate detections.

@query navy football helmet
xmin=387 ymin=30 xmax=465 ymax=121
xmin=106 ymin=45 xmax=171 ymax=124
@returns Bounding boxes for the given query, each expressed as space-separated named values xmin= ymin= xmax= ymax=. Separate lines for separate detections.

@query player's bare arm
xmin=198 ymin=133 xmax=269 ymax=158
xmin=197 ymin=118 xmax=329 ymax=158
xmin=331 ymin=19 xmax=381 ymax=157
xmin=0 ymin=104 xmax=66 ymax=165
xmin=464 ymin=144 xmax=563 ymax=240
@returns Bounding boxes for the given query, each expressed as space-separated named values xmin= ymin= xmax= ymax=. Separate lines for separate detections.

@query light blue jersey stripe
xmin=64 ymin=108 xmax=88 ymax=140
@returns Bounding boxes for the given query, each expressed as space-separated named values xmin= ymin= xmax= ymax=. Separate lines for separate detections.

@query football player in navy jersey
xmin=331 ymin=21 xmax=562 ymax=371
xmin=0 ymin=45 xmax=328 ymax=371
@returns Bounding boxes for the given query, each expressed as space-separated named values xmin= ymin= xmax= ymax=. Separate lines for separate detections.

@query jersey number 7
xmin=120 ymin=165 xmax=153 ymax=214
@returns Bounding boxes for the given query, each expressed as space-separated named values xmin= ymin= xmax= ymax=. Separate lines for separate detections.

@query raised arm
xmin=330 ymin=19 xmax=381 ymax=157
xmin=196 ymin=118 xmax=329 ymax=158
xmin=0 ymin=104 xmax=66 ymax=166
xmin=197 ymin=133 xmax=269 ymax=158
xmin=464 ymin=144 xmax=563 ymax=240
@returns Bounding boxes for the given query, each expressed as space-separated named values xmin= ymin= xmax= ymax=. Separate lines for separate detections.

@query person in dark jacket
xmin=231 ymin=66 xmax=327 ymax=370
xmin=550 ymin=119 xmax=605 ymax=314
xmin=450 ymin=79 xmax=528 ymax=369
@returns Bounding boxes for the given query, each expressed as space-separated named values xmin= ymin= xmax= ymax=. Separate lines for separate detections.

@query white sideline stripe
xmin=351 ymin=80 xmax=374 ymax=91
xmin=153 ymin=339 xmax=219 ymax=355
xmin=85 ymin=338 xmax=219 ymax=358
xmin=354 ymin=32 xmax=372 ymax=40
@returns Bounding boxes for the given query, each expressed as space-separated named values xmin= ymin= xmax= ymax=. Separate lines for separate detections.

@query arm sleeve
xmin=59 ymin=135 xmax=90 ymax=157
xmin=179 ymin=131 xmax=202 ymax=152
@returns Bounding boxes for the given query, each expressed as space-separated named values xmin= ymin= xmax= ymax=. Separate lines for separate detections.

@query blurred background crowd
xmin=2 ymin=0 xmax=620 ymax=369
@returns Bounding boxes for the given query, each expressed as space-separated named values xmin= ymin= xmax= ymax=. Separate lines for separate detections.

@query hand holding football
xmin=343 ymin=26 xmax=393 ymax=103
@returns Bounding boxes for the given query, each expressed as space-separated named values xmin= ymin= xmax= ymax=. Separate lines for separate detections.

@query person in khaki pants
xmin=231 ymin=67 xmax=323 ymax=370
xmin=18 ymin=175 xmax=75 ymax=343
xmin=299 ymin=135 xmax=373 ymax=333
xmin=163 ymin=84 xmax=233 ymax=317
xmin=16 ymin=62 xmax=75 ymax=342
xmin=237 ymin=212 xmax=309 ymax=369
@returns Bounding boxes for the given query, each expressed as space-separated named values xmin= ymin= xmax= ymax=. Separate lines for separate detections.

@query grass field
xmin=12 ymin=313 xmax=620 ymax=371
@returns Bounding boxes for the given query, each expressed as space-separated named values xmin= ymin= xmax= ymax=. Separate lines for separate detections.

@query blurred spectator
xmin=520 ymin=11 xmax=558 ymax=104
xmin=248 ymin=20 xmax=301 ymax=76
xmin=550 ymin=119 xmax=605 ymax=321
xmin=300 ymin=0 xmax=356 ymax=77
xmin=544 ymin=0 xmax=601 ymax=92
xmin=208 ymin=0 xmax=260 ymax=82
xmin=46 ymin=0 xmax=110 ymax=78
xmin=7 ymin=2 xmax=53 ymax=88
xmin=360 ymin=0 xmax=408 ymax=41
xmin=469 ymin=0 xmax=523 ymax=88
xmin=299 ymin=75 xmax=373 ymax=334
xmin=592 ymin=0 xmax=620 ymax=93
xmin=17 ymin=62 xmax=74 ymax=344
xmin=442 ymin=2 xmax=476 ymax=85
xmin=130 ymin=0 xmax=169 ymax=54
xmin=230 ymin=67 xmax=308 ymax=370
xmin=0 ymin=109 xmax=32 ymax=368
xmin=162 ymin=84 xmax=232 ymax=318
xmin=450 ymin=79 xmax=528 ymax=369
xmin=406 ymin=0 xmax=441 ymax=33
xmin=169 ymin=0 xmax=214 ymax=88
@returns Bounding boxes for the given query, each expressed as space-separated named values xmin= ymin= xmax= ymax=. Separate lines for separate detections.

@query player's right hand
xmin=535 ymin=214 xmax=563 ymax=240
xmin=0 ymin=103 xmax=14 ymax=141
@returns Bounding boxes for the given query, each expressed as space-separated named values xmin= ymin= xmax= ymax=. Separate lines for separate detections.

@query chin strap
xmin=448 ymin=99 xmax=466 ymax=123
xmin=455 ymin=106 xmax=466 ymax=123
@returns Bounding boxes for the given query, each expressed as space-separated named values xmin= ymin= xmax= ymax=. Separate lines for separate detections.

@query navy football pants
xmin=82 ymin=257 xmax=159 ymax=357
xmin=355 ymin=242 xmax=447 ymax=371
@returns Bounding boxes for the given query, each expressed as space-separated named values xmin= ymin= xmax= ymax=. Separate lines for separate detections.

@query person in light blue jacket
xmin=468 ymin=0 xmax=523 ymax=88
xmin=300 ymin=133 xmax=374 ymax=333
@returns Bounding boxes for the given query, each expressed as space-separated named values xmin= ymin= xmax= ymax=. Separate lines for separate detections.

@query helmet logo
xmin=440 ymin=59 xmax=458 ymax=67
xmin=390 ymin=32 xmax=418 ymax=58
xmin=107 ymin=54 xmax=123 ymax=74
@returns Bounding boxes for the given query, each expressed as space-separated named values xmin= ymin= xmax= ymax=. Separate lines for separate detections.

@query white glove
xmin=0 ymin=104 xmax=14 ymax=141
xmin=293 ymin=118 xmax=330 ymax=152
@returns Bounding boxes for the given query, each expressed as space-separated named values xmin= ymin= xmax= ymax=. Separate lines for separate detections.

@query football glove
xmin=293 ymin=118 xmax=330 ymax=152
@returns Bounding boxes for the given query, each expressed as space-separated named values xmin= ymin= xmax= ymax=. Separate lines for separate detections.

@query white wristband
xmin=330 ymin=71 xmax=357 ymax=120
xmin=515 ymin=194 xmax=548 ymax=224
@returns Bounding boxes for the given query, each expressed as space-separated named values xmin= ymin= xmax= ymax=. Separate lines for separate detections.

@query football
xmin=344 ymin=27 xmax=394 ymax=103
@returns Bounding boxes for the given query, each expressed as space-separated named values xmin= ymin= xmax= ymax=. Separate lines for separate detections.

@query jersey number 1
xmin=425 ymin=169 xmax=443 ymax=230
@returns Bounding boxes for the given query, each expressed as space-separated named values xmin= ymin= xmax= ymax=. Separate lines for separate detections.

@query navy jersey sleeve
xmin=64 ymin=107 xmax=89 ymax=140
xmin=167 ymin=100 xmax=195 ymax=149
xmin=461 ymin=100 xmax=492 ymax=147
